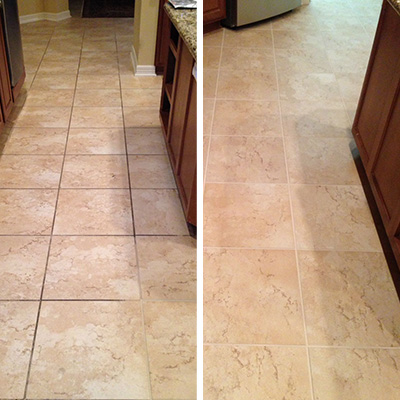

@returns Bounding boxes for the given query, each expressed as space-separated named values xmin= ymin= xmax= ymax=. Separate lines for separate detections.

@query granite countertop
xmin=164 ymin=3 xmax=197 ymax=61
xmin=388 ymin=0 xmax=400 ymax=15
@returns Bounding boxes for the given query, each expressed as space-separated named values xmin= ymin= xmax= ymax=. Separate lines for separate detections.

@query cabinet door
xmin=0 ymin=18 xmax=13 ymax=120
xmin=154 ymin=0 xmax=170 ymax=75
xmin=204 ymin=0 xmax=226 ymax=25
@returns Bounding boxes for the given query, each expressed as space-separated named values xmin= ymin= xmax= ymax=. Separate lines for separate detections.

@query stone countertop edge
xmin=388 ymin=0 xmax=400 ymax=15
xmin=164 ymin=3 xmax=197 ymax=61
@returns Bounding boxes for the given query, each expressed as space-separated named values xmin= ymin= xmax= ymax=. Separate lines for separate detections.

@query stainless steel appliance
xmin=0 ymin=0 xmax=24 ymax=87
xmin=224 ymin=0 xmax=302 ymax=28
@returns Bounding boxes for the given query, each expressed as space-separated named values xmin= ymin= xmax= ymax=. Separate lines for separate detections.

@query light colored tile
xmin=79 ymin=59 xmax=119 ymax=75
xmin=82 ymin=40 xmax=117 ymax=52
xmin=71 ymin=107 xmax=123 ymax=128
xmin=273 ymin=29 xmax=325 ymax=50
xmin=44 ymin=236 xmax=139 ymax=300
xmin=126 ymin=128 xmax=167 ymax=155
xmin=223 ymin=28 xmax=272 ymax=48
xmin=336 ymin=72 xmax=365 ymax=103
xmin=203 ymin=28 xmax=224 ymax=46
xmin=54 ymin=189 xmax=133 ymax=235
xmin=0 ymin=237 xmax=49 ymax=300
xmin=207 ymin=136 xmax=287 ymax=183
xmin=66 ymin=128 xmax=126 ymax=154
xmin=204 ymin=135 xmax=210 ymax=176
xmin=204 ymin=69 xmax=218 ymax=98
xmin=61 ymin=155 xmax=129 ymax=188
xmin=220 ymin=47 xmax=275 ymax=70
xmin=204 ymin=183 xmax=294 ymax=248
xmin=137 ymin=236 xmax=196 ymax=300
xmin=122 ymin=89 xmax=161 ymax=107
xmin=128 ymin=155 xmax=175 ymax=189
xmin=144 ymin=301 xmax=196 ymax=399
xmin=120 ymin=75 xmax=163 ymax=89
xmin=0 ymin=155 xmax=63 ymax=188
xmin=204 ymin=345 xmax=312 ymax=400
xmin=291 ymin=184 xmax=381 ymax=251
xmin=74 ymin=89 xmax=122 ymax=107
xmin=27 ymin=301 xmax=150 ymax=399
xmin=76 ymin=74 xmax=121 ymax=89
xmin=123 ymin=107 xmax=160 ymax=128
xmin=204 ymin=248 xmax=305 ymax=344
xmin=0 ymin=302 xmax=39 ymax=398
xmin=32 ymin=74 xmax=77 ymax=89
xmin=203 ymin=98 xmax=215 ymax=136
xmin=38 ymin=60 xmax=79 ymax=75
xmin=132 ymin=189 xmax=187 ymax=235
xmin=285 ymin=136 xmax=360 ymax=184
xmin=299 ymin=251 xmax=400 ymax=346
xmin=310 ymin=348 xmax=400 ymax=400
xmin=8 ymin=106 xmax=72 ymax=128
xmin=212 ymin=100 xmax=281 ymax=136
xmin=204 ymin=47 xmax=222 ymax=69
xmin=0 ymin=189 xmax=57 ymax=235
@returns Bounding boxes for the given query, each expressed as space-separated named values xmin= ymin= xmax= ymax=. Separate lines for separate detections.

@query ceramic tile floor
xmin=0 ymin=17 xmax=196 ymax=400
xmin=203 ymin=0 xmax=400 ymax=399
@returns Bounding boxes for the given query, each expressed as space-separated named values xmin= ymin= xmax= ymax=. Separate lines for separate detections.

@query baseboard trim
xmin=20 ymin=10 xmax=72 ymax=24
xmin=130 ymin=45 xmax=156 ymax=77
xmin=130 ymin=45 xmax=138 ymax=74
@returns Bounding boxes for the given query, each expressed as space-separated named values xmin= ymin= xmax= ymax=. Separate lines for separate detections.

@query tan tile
xmin=0 ymin=237 xmax=49 ymax=300
xmin=310 ymin=348 xmax=400 ymax=400
xmin=224 ymin=28 xmax=272 ymax=48
xmin=203 ymin=98 xmax=215 ymax=136
xmin=220 ymin=48 xmax=275 ymax=70
xmin=46 ymin=39 xmax=82 ymax=53
xmin=42 ymin=52 xmax=80 ymax=63
xmin=27 ymin=301 xmax=149 ymax=399
xmin=126 ymin=128 xmax=167 ymax=155
xmin=137 ymin=236 xmax=196 ymax=300
xmin=23 ymin=73 xmax=35 ymax=89
xmin=280 ymin=100 xmax=352 ymax=138
xmin=118 ymin=52 xmax=135 ymax=74
xmin=204 ymin=248 xmax=305 ymax=344
xmin=79 ymin=60 xmax=119 ymax=75
xmin=44 ymin=236 xmax=139 ymax=300
xmin=120 ymin=75 xmax=163 ymax=89
xmin=38 ymin=60 xmax=79 ymax=75
xmin=71 ymin=107 xmax=123 ymax=128
xmin=204 ymin=68 xmax=218 ymax=98
xmin=54 ymin=189 xmax=133 ymax=235
xmin=285 ymin=136 xmax=360 ymax=184
xmin=328 ymin=48 xmax=369 ymax=75
xmin=207 ymin=136 xmax=287 ymax=183
xmin=61 ymin=155 xmax=129 ymax=188
xmin=203 ymin=135 xmax=210 ymax=176
xmin=204 ymin=345 xmax=312 ymax=400
xmin=132 ymin=189 xmax=187 ymax=235
xmin=32 ymin=74 xmax=77 ymax=90
xmin=8 ymin=106 xmax=72 ymax=128
xmin=17 ymin=89 xmax=75 ymax=107
xmin=204 ymin=47 xmax=221 ymax=69
xmin=122 ymin=89 xmax=161 ymax=107
xmin=128 ymin=155 xmax=175 ymax=189
xmin=0 ymin=127 xmax=67 ymax=154
xmin=204 ymin=183 xmax=294 ymax=248
xmin=336 ymin=72 xmax=365 ymax=103
xmin=291 ymin=184 xmax=381 ymax=251
xmin=217 ymin=69 xmax=278 ymax=100
xmin=299 ymin=251 xmax=400 ymax=346
xmin=0 ymin=189 xmax=57 ymax=235
xmin=74 ymin=89 xmax=122 ymax=107
xmin=0 ymin=155 xmax=62 ymax=188
xmin=203 ymin=28 xmax=224 ymax=47
xmin=212 ymin=99 xmax=281 ymax=136
xmin=0 ymin=302 xmax=39 ymax=398
xmin=272 ymin=8 xmax=318 ymax=30
xmin=273 ymin=29 xmax=325 ymax=50
xmin=76 ymin=74 xmax=121 ymax=89
xmin=144 ymin=301 xmax=196 ymax=399
xmin=82 ymin=40 xmax=117 ymax=52
xmin=66 ymin=128 xmax=126 ymax=154
xmin=123 ymin=107 xmax=160 ymax=128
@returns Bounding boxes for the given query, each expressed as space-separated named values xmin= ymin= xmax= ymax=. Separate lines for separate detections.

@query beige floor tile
xmin=27 ymin=301 xmax=149 ymax=399
xmin=217 ymin=69 xmax=278 ymax=100
xmin=123 ymin=107 xmax=160 ymax=128
xmin=46 ymin=39 xmax=82 ymax=53
xmin=0 ymin=155 xmax=63 ymax=188
xmin=272 ymin=7 xmax=318 ymax=30
xmin=79 ymin=60 xmax=119 ymax=75
xmin=212 ymin=99 xmax=281 ymax=136
xmin=203 ymin=98 xmax=215 ymax=136
xmin=76 ymin=74 xmax=121 ymax=89
xmin=126 ymin=128 xmax=167 ymax=155
xmin=38 ymin=60 xmax=79 ymax=75
xmin=71 ymin=107 xmax=123 ymax=128
xmin=137 ymin=236 xmax=196 ymax=300
xmin=336 ymin=72 xmax=365 ymax=102
xmin=0 ymin=237 xmax=49 ymax=300
xmin=204 ymin=69 xmax=218 ymax=98
xmin=120 ymin=75 xmax=163 ymax=90
xmin=132 ymin=189 xmax=187 ymax=235
xmin=204 ymin=47 xmax=222 ymax=69
xmin=0 ymin=189 xmax=57 ymax=235
xmin=220 ymin=47 xmax=275 ymax=71
xmin=61 ymin=155 xmax=129 ymax=188
xmin=74 ymin=89 xmax=122 ymax=107
xmin=80 ymin=52 xmax=119 ymax=64
xmin=285 ymin=136 xmax=360 ymax=184
xmin=0 ymin=127 xmax=67 ymax=154
xmin=8 ymin=106 xmax=72 ymax=128
xmin=326 ymin=48 xmax=369 ymax=75
xmin=122 ymin=89 xmax=161 ymax=107
xmin=310 ymin=348 xmax=400 ymax=400
xmin=204 ymin=136 xmax=210 ymax=176
xmin=44 ymin=236 xmax=139 ymax=300
xmin=0 ymin=302 xmax=39 ymax=399
xmin=204 ymin=345 xmax=312 ymax=400
xmin=204 ymin=248 xmax=305 ymax=344
xmin=299 ymin=250 xmax=400 ymax=346
xmin=128 ymin=155 xmax=175 ymax=189
xmin=207 ymin=136 xmax=287 ymax=183
xmin=82 ymin=40 xmax=117 ymax=52
xmin=118 ymin=52 xmax=135 ymax=74
xmin=66 ymin=128 xmax=126 ymax=154
xmin=42 ymin=52 xmax=80 ymax=63
xmin=224 ymin=28 xmax=272 ymax=48
xmin=204 ymin=28 xmax=224 ymax=46
xmin=144 ymin=301 xmax=196 ymax=399
xmin=280 ymin=100 xmax=352 ymax=138
xmin=32 ymin=74 xmax=77 ymax=89
xmin=291 ymin=184 xmax=381 ymax=251
xmin=204 ymin=183 xmax=294 ymax=248
xmin=54 ymin=189 xmax=133 ymax=235
xmin=273 ymin=29 xmax=325 ymax=50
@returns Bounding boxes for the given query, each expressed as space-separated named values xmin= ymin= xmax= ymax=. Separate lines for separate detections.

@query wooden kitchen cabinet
xmin=204 ymin=0 xmax=226 ymax=25
xmin=352 ymin=0 xmax=400 ymax=266
xmin=0 ymin=16 xmax=14 ymax=121
xmin=154 ymin=0 xmax=169 ymax=75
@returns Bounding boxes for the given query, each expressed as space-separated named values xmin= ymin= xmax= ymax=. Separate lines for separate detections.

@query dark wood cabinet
xmin=0 ymin=17 xmax=14 ymax=121
xmin=204 ymin=0 xmax=226 ymax=25
xmin=353 ymin=0 xmax=400 ymax=266
xmin=155 ymin=0 xmax=169 ymax=75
